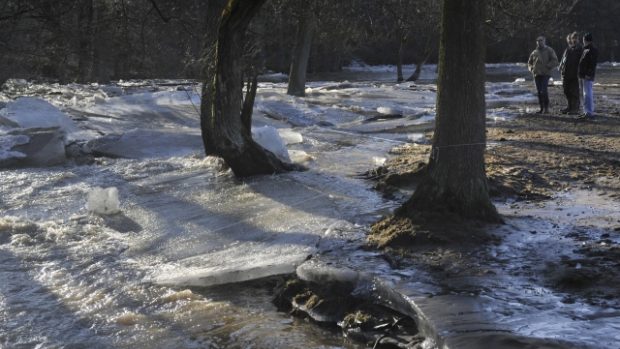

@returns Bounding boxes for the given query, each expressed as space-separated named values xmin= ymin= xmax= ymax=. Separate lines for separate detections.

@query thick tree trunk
xmin=287 ymin=0 xmax=316 ymax=97
xmin=398 ymin=0 xmax=500 ymax=222
xmin=200 ymin=0 xmax=297 ymax=177
xmin=200 ymin=0 xmax=227 ymax=156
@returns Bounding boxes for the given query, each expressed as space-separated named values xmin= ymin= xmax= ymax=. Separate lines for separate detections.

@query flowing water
xmin=1 ymin=63 xmax=619 ymax=348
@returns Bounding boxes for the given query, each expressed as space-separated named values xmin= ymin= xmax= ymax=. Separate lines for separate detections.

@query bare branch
xmin=146 ymin=0 xmax=171 ymax=23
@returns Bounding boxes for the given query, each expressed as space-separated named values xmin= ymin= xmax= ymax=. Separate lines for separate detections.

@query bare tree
xmin=398 ymin=0 xmax=500 ymax=222
xmin=287 ymin=0 xmax=316 ymax=96
xmin=200 ymin=0 xmax=298 ymax=177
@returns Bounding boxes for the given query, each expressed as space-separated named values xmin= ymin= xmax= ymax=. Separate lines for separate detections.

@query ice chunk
xmin=151 ymin=241 xmax=318 ymax=287
xmin=373 ymin=156 xmax=386 ymax=166
xmin=278 ymin=128 xmax=303 ymax=145
xmin=289 ymin=150 xmax=313 ymax=164
xmin=296 ymin=259 xmax=361 ymax=285
xmin=87 ymin=187 xmax=121 ymax=215
xmin=0 ymin=128 xmax=67 ymax=167
xmin=100 ymin=85 xmax=123 ymax=97
xmin=514 ymin=78 xmax=526 ymax=83
xmin=407 ymin=133 xmax=427 ymax=143
xmin=377 ymin=106 xmax=398 ymax=115
xmin=87 ymin=129 xmax=203 ymax=159
xmin=3 ymin=97 xmax=79 ymax=136
xmin=252 ymin=125 xmax=291 ymax=162
xmin=0 ymin=134 xmax=29 ymax=161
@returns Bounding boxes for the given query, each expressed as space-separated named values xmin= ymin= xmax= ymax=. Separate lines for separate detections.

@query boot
xmin=569 ymin=97 xmax=580 ymax=114
xmin=542 ymin=93 xmax=550 ymax=114
xmin=536 ymin=93 xmax=544 ymax=114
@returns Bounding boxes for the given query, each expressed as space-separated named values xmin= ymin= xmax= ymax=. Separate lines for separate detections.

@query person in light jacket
xmin=528 ymin=36 xmax=559 ymax=114
xmin=578 ymin=32 xmax=599 ymax=119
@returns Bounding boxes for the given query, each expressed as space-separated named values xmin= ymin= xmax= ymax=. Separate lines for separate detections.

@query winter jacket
xmin=578 ymin=43 xmax=598 ymax=80
xmin=559 ymin=44 xmax=583 ymax=80
xmin=528 ymin=46 xmax=559 ymax=76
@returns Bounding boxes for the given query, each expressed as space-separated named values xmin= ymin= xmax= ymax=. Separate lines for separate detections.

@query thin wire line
xmin=183 ymin=84 xmax=201 ymax=116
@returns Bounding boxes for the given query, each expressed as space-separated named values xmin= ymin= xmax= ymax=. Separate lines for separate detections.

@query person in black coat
xmin=559 ymin=32 xmax=583 ymax=114
xmin=578 ymin=32 xmax=599 ymax=118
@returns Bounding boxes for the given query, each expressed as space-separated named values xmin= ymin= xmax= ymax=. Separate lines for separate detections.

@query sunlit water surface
xmin=2 ymin=63 xmax=619 ymax=348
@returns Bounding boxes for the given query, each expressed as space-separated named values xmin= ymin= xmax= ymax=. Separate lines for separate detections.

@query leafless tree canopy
xmin=0 ymin=0 xmax=617 ymax=83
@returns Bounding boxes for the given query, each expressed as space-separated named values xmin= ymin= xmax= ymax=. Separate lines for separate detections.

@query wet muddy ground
xmin=365 ymin=82 xmax=620 ymax=347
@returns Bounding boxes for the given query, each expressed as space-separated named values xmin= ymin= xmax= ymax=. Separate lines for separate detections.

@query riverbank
xmin=362 ymin=82 xmax=620 ymax=348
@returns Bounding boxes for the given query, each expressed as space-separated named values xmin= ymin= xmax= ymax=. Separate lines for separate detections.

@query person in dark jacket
xmin=528 ymin=36 xmax=559 ymax=114
xmin=559 ymin=32 xmax=583 ymax=114
xmin=578 ymin=32 xmax=599 ymax=119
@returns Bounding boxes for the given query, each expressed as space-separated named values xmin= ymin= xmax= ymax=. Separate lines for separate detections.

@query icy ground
xmin=0 ymin=63 xmax=618 ymax=348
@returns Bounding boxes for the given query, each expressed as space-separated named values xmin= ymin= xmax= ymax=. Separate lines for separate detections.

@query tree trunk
xmin=90 ymin=2 xmax=105 ymax=83
xmin=200 ymin=0 xmax=227 ymax=156
xmin=406 ymin=55 xmax=428 ymax=82
xmin=241 ymin=74 xmax=258 ymax=132
xmin=200 ymin=0 xmax=297 ymax=177
xmin=398 ymin=0 xmax=500 ymax=222
xmin=287 ymin=0 xmax=316 ymax=97
xmin=396 ymin=33 xmax=405 ymax=82
xmin=407 ymin=40 xmax=434 ymax=82
xmin=77 ymin=0 xmax=94 ymax=83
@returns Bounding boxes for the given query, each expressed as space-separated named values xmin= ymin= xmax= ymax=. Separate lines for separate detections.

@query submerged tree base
xmin=220 ymin=137 xmax=305 ymax=177
xmin=368 ymin=211 xmax=499 ymax=250
xmin=397 ymin=171 xmax=503 ymax=224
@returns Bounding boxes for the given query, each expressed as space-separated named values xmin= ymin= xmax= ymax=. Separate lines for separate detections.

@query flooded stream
xmin=1 ymin=63 xmax=619 ymax=348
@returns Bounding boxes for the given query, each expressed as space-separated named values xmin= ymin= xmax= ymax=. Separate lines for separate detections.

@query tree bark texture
xmin=399 ymin=0 xmax=500 ymax=222
xmin=287 ymin=0 xmax=316 ymax=97
xmin=200 ymin=0 xmax=296 ymax=177
xmin=200 ymin=0 xmax=227 ymax=156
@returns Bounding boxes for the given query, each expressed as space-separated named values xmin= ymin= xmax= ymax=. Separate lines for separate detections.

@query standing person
xmin=559 ymin=32 xmax=583 ymax=114
xmin=528 ymin=36 xmax=559 ymax=114
xmin=578 ymin=32 xmax=599 ymax=119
